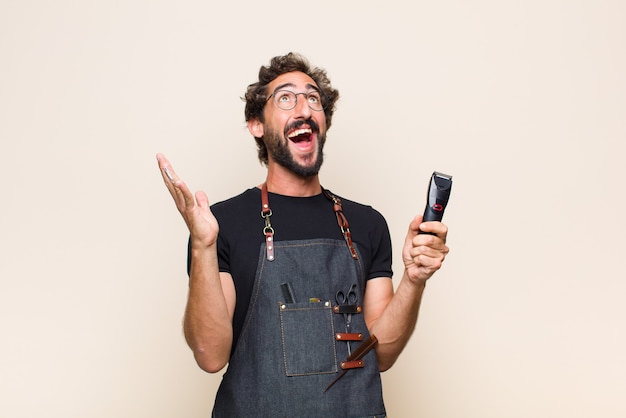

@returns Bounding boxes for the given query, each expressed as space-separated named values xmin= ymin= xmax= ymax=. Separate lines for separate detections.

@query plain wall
xmin=1 ymin=1 xmax=624 ymax=417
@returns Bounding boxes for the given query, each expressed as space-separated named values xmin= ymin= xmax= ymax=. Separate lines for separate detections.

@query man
xmin=157 ymin=52 xmax=449 ymax=417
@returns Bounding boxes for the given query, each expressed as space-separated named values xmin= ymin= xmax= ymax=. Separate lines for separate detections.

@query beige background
xmin=1 ymin=0 xmax=624 ymax=417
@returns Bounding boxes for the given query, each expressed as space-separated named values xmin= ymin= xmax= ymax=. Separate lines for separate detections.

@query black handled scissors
xmin=336 ymin=283 xmax=358 ymax=354
xmin=336 ymin=283 xmax=358 ymax=306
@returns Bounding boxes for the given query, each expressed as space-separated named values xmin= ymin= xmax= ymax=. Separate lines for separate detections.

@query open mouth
xmin=287 ymin=128 xmax=314 ymax=143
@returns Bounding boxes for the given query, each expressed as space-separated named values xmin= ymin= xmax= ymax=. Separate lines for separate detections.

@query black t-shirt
xmin=188 ymin=187 xmax=393 ymax=352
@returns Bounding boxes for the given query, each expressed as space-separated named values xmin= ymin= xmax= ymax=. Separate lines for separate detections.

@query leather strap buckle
xmin=340 ymin=360 xmax=365 ymax=370
xmin=335 ymin=332 xmax=363 ymax=341
xmin=324 ymin=335 xmax=378 ymax=392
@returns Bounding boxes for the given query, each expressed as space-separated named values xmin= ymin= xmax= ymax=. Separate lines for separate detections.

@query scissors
xmin=336 ymin=283 xmax=358 ymax=354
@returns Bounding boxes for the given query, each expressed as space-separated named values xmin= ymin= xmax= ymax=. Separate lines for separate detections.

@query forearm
xmin=369 ymin=273 xmax=426 ymax=371
xmin=368 ymin=215 xmax=448 ymax=371
xmin=183 ymin=244 xmax=234 ymax=373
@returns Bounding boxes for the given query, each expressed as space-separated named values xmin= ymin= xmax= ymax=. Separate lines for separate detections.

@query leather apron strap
xmin=261 ymin=183 xmax=359 ymax=261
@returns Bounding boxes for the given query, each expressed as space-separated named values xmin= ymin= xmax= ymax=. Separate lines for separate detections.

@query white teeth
xmin=288 ymin=128 xmax=312 ymax=138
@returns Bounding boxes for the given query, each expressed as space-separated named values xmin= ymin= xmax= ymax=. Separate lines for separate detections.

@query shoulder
xmin=327 ymin=191 xmax=388 ymax=226
xmin=325 ymin=190 xmax=393 ymax=278
xmin=210 ymin=188 xmax=262 ymax=238
xmin=210 ymin=188 xmax=261 ymax=220
xmin=211 ymin=187 xmax=259 ymax=211
xmin=323 ymin=189 xmax=391 ymax=247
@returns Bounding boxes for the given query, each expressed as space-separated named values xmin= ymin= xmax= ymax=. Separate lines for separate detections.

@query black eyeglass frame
xmin=265 ymin=89 xmax=327 ymax=112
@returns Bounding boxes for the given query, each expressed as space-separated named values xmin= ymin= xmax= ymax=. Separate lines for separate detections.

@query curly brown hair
xmin=243 ymin=52 xmax=340 ymax=165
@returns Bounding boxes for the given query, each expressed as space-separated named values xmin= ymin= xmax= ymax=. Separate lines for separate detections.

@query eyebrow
xmin=272 ymin=82 xmax=320 ymax=94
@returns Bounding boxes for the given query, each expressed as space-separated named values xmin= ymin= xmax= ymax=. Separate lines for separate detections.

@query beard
xmin=264 ymin=122 xmax=326 ymax=178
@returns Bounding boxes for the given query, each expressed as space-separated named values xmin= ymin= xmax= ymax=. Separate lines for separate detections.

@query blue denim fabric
xmin=212 ymin=238 xmax=386 ymax=418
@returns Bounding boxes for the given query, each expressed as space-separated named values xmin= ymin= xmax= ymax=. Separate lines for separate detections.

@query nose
xmin=293 ymin=93 xmax=312 ymax=118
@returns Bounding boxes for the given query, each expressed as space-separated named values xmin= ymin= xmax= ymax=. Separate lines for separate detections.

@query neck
xmin=262 ymin=164 xmax=322 ymax=197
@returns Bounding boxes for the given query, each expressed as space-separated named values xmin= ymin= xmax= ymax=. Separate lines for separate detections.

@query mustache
xmin=284 ymin=119 xmax=319 ymax=135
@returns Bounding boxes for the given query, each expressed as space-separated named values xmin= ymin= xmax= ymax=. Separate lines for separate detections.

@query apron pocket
xmin=279 ymin=301 xmax=338 ymax=376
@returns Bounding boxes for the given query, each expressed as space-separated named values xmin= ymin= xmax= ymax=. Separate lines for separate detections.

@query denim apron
xmin=212 ymin=188 xmax=386 ymax=418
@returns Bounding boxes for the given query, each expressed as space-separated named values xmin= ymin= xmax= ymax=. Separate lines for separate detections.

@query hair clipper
xmin=419 ymin=171 xmax=453 ymax=235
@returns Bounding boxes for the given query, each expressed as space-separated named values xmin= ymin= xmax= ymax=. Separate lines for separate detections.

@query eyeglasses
xmin=267 ymin=89 xmax=325 ymax=111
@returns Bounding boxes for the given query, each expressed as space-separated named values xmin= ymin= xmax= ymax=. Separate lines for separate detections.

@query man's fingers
xmin=156 ymin=153 xmax=195 ymax=209
xmin=163 ymin=166 xmax=176 ymax=183
xmin=195 ymin=190 xmax=210 ymax=210
xmin=403 ymin=215 xmax=422 ymax=250
xmin=416 ymin=221 xmax=448 ymax=243
xmin=156 ymin=153 xmax=180 ymax=186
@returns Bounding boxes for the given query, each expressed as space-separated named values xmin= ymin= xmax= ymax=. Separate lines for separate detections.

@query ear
xmin=247 ymin=118 xmax=264 ymax=138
